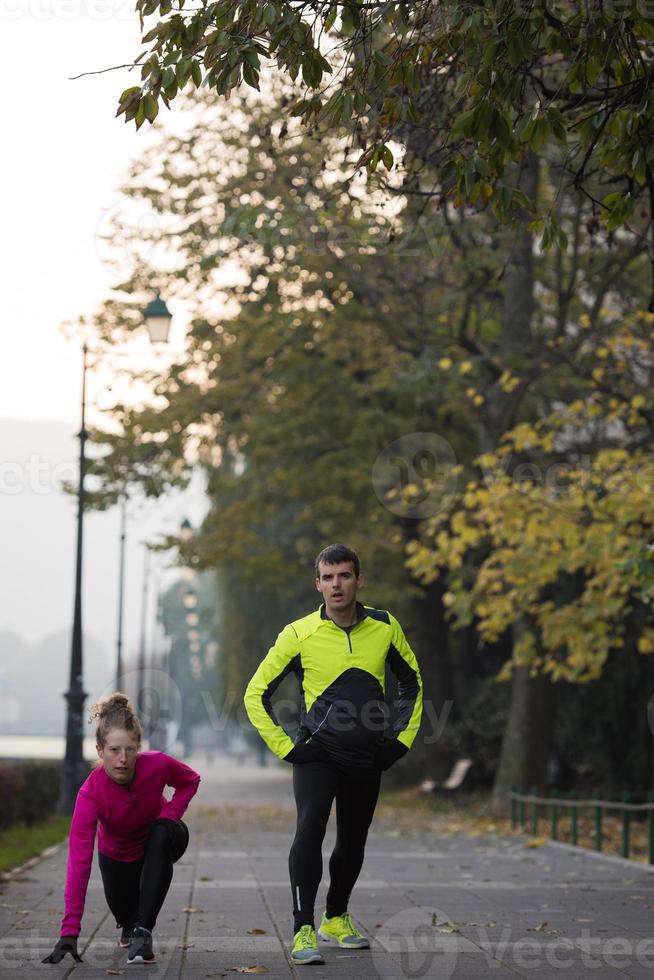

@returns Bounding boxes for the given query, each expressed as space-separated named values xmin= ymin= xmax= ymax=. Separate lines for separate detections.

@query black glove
xmin=42 ymin=936 xmax=82 ymax=964
xmin=374 ymin=738 xmax=408 ymax=771
xmin=284 ymin=741 xmax=325 ymax=764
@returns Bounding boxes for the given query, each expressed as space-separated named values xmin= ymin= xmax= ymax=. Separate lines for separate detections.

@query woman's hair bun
xmin=89 ymin=692 xmax=142 ymax=747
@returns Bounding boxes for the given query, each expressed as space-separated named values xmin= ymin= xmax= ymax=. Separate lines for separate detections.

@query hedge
xmin=0 ymin=761 xmax=64 ymax=828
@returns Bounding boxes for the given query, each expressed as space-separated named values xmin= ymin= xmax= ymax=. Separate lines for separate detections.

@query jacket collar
xmin=319 ymin=601 xmax=367 ymax=626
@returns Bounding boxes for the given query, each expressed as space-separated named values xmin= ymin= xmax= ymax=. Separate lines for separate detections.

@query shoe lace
xmin=341 ymin=913 xmax=360 ymax=936
xmin=296 ymin=925 xmax=315 ymax=948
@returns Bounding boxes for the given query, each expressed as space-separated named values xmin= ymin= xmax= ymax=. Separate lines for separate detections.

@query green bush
xmin=0 ymin=761 xmax=62 ymax=828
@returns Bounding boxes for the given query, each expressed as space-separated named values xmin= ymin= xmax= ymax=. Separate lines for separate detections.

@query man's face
xmin=97 ymin=727 xmax=139 ymax=784
xmin=315 ymin=560 xmax=364 ymax=614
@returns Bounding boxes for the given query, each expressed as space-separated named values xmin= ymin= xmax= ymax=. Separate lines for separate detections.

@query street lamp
xmin=58 ymin=297 xmax=172 ymax=812
xmin=143 ymin=294 xmax=172 ymax=344
xmin=182 ymin=588 xmax=198 ymax=609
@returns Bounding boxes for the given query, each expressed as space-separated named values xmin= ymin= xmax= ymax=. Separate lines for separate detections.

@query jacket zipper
xmin=310 ymin=703 xmax=334 ymax=737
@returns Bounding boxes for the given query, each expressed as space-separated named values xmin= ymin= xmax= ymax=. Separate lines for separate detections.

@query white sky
xmin=1 ymin=0 xmax=169 ymax=424
xmin=0 ymin=5 xmax=209 ymax=690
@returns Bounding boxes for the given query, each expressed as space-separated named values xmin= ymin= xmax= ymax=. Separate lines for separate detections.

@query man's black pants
xmin=289 ymin=759 xmax=381 ymax=931
xmin=98 ymin=818 xmax=189 ymax=933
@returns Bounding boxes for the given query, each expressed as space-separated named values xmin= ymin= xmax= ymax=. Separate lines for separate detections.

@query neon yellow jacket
xmin=244 ymin=603 xmax=422 ymax=769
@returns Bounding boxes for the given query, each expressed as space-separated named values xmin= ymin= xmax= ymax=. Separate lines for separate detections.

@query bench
xmin=420 ymin=758 xmax=474 ymax=795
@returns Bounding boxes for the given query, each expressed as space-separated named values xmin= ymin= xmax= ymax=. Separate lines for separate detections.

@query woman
xmin=43 ymin=692 xmax=201 ymax=966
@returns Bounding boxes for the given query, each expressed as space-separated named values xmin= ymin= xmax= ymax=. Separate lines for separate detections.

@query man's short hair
xmin=315 ymin=543 xmax=361 ymax=578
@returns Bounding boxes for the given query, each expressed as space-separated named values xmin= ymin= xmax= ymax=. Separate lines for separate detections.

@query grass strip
xmin=0 ymin=815 xmax=70 ymax=875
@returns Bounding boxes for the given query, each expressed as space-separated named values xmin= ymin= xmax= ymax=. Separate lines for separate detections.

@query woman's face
xmin=97 ymin=727 xmax=140 ymax=784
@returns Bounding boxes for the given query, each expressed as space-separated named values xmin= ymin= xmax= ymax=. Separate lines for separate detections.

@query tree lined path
xmin=2 ymin=757 xmax=654 ymax=978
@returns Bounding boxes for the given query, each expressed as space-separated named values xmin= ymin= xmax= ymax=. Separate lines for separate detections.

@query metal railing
xmin=509 ymin=787 xmax=654 ymax=864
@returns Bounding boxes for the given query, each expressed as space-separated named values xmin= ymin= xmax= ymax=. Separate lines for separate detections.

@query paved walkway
xmin=2 ymin=755 xmax=654 ymax=978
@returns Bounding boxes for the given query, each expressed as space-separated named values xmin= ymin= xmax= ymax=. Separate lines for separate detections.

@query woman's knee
xmin=146 ymin=819 xmax=176 ymax=852
xmin=147 ymin=818 xmax=189 ymax=861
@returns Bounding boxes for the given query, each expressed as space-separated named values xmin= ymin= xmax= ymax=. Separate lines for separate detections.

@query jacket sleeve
xmin=60 ymin=785 xmax=98 ymax=937
xmin=243 ymin=624 xmax=301 ymax=760
xmin=386 ymin=615 xmax=423 ymax=750
xmin=158 ymin=755 xmax=201 ymax=821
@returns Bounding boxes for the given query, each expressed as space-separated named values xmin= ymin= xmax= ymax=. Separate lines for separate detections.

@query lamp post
xmin=58 ymin=344 xmax=89 ymax=812
xmin=136 ymin=545 xmax=151 ymax=724
xmin=58 ymin=296 xmax=172 ymax=812
xmin=115 ymin=495 xmax=127 ymax=686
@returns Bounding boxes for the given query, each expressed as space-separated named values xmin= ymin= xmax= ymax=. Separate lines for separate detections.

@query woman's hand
xmin=42 ymin=936 xmax=82 ymax=963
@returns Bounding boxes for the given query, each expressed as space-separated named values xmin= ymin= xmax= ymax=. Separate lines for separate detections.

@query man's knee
xmin=293 ymin=812 xmax=329 ymax=846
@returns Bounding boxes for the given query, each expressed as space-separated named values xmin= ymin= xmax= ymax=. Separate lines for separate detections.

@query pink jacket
xmin=61 ymin=751 xmax=200 ymax=936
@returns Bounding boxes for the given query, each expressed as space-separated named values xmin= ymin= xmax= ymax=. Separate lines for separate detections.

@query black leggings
xmin=289 ymin=760 xmax=381 ymax=931
xmin=98 ymin=818 xmax=189 ymax=933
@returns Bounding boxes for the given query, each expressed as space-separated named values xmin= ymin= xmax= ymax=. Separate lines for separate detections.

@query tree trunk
xmin=392 ymin=576 xmax=456 ymax=785
xmin=486 ymin=154 xmax=557 ymax=814
xmin=491 ymin=630 xmax=555 ymax=816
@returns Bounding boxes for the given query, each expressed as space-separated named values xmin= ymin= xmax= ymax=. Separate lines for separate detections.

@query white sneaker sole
xmin=317 ymin=929 xmax=369 ymax=949
xmin=291 ymin=952 xmax=325 ymax=965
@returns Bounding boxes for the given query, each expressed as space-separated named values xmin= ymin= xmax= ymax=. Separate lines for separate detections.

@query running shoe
xmin=126 ymin=926 xmax=155 ymax=965
xmin=318 ymin=912 xmax=370 ymax=949
xmin=118 ymin=926 xmax=133 ymax=948
xmin=291 ymin=925 xmax=325 ymax=965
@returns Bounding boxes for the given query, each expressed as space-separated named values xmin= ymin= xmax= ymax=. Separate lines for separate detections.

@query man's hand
xmin=284 ymin=742 xmax=325 ymax=764
xmin=42 ymin=936 xmax=82 ymax=964
xmin=374 ymin=738 xmax=408 ymax=771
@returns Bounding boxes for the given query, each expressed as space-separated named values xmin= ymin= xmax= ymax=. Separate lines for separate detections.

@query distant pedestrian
xmin=43 ymin=692 xmax=200 ymax=966
xmin=244 ymin=544 xmax=423 ymax=965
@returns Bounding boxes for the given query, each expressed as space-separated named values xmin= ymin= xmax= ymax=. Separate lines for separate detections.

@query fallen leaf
xmin=227 ymin=967 xmax=268 ymax=974
xmin=524 ymin=837 xmax=547 ymax=848
xmin=183 ymin=907 xmax=202 ymax=913
xmin=247 ymin=928 xmax=267 ymax=935
xmin=177 ymin=942 xmax=194 ymax=950
xmin=105 ymin=971 xmax=125 ymax=976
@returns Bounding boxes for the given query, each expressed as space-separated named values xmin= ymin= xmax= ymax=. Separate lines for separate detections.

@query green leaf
xmin=135 ymin=97 xmax=146 ymax=130
xmin=177 ymin=57 xmax=191 ymax=85
xmin=381 ymin=144 xmax=394 ymax=170
xmin=323 ymin=4 xmax=337 ymax=32
xmin=143 ymin=92 xmax=159 ymax=123
xmin=118 ymin=85 xmax=141 ymax=106
xmin=440 ymin=158 xmax=459 ymax=185
xmin=451 ymin=108 xmax=475 ymax=138
xmin=243 ymin=62 xmax=260 ymax=90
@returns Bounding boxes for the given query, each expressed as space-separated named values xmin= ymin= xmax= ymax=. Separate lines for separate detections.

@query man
xmin=244 ymin=543 xmax=422 ymax=966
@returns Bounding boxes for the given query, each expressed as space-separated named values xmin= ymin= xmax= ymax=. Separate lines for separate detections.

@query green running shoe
xmin=318 ymin=912 xmax=370 ymax=949
xmin=291 ymin=925 xmax=325 ymax=965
